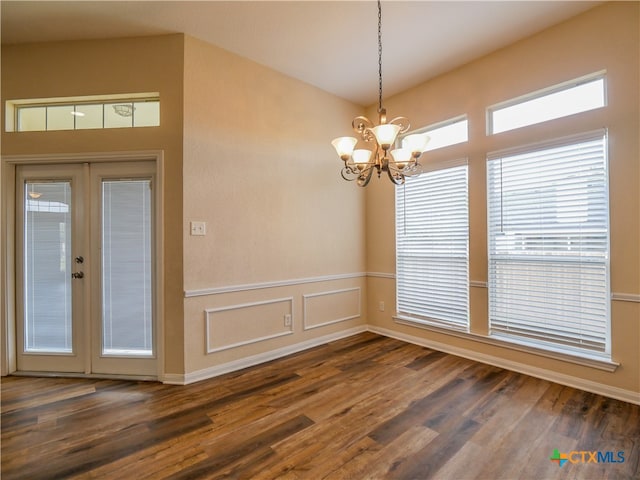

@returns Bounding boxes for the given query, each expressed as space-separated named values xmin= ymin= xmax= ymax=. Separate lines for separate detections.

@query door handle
xmin=71 ymin=272 xmax=84 ymax=279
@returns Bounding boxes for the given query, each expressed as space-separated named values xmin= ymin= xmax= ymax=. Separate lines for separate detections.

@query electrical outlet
xmin=379 ymin=301 xmax=385 ymax=312
xmin=190 ymin=221 xmax=206 ymax=236
xmin=284 ymin=314 xmax=292 ymax=327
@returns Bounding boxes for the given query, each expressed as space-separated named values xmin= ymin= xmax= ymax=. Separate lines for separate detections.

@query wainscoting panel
xmin=205 ymin=297 xmax=294 ymax=354
xmin=303 ymin=287 xmax=361 ymax=331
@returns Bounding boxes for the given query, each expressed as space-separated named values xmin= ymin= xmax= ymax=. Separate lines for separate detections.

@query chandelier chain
xmin=377 ymin=0 xmax=383 ymax=113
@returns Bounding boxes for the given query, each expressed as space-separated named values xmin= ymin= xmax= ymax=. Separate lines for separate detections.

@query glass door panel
xmin=24 ymin=181 xmax=73 ymax=353
xmin=16 ymin=164 xmax=85 ymax=373
xmin=16 ymin=161 xmax=157 ymax=377
xmin=90 ymin=161 xmax=157 ymax=377
xmin=101 ymin=179 xmax=153 ymax=356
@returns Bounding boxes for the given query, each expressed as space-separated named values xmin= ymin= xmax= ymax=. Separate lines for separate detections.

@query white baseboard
xmin=368 ymin=325 xmax=640 ymax=406
xmin=162 ymin=325 xmax=368 ymax=385
xmin=163 ymin=322 xmax=639 ymax=406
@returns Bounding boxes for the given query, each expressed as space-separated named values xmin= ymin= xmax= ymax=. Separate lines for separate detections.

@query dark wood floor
xmin=1 ymin=332 xmax=639 ymax=479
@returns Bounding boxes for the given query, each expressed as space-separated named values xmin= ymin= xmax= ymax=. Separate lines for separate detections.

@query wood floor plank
xmin=2 ymin=333 xmax=639 ymax=480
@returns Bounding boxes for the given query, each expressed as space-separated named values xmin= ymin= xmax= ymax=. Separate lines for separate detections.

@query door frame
xmin=1 ymin=151 xmax=164 ymax=381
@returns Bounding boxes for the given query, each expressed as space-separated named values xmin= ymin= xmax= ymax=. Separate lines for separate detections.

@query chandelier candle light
xmin=331 ymin=0 xmax=430 ymax=186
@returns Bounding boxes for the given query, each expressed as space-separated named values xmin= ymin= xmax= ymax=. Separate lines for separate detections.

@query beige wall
xmin=1 ymin=3 xmax=637 ymax=400
xmin=1 ymin=34 xmax=186 ymax=375
xmin=181 ymin=36 xmax=367 ymax=375
xmin=365 ymin=2 xmax=639 ymax=397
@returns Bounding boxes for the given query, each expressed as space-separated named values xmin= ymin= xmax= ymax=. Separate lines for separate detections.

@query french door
xmin=16 ymin=161 xmax=157 ymax=377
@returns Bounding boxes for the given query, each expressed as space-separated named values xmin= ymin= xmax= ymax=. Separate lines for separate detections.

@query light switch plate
xmin=190 ymin=221 xmax=206 ymax=236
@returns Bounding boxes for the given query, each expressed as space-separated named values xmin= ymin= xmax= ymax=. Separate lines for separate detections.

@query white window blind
xmin=487 ymin=131 xmax=610 ymax=356
xmin=102 ymin=179 xmax=153 ymax=356
xmin=23 ymin=181 xmax=72 ymax=353
xmin=396 ymin=160 xmax=469 ymax=329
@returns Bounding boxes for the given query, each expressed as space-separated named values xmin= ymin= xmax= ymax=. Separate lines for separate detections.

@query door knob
xmin=71 ymin=272 xmax=84 ymax=279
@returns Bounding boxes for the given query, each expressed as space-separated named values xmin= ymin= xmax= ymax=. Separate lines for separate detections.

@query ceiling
xmin=1 ymin=1 xmax=602 ymax=106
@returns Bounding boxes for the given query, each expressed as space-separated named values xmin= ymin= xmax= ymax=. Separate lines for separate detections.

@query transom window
xmin=488 ymin=72 xmax=605 ymax=134
xmin=406 ymin=116 xmax=468 ymax=152
xmin=6 ymin=93 xmax=160 ymax=132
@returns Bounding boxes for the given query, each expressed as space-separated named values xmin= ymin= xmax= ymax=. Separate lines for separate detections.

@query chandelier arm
xmin=352 ymin=116 xmax=374 ymax=136
xmin=358 ymin=166 xmax=375 ymax=187
xmin=341 ymin=166 xmax=360 ymax=181
xmin=387 ymin=167 xmax=405 ymax=185
xmin=387 ymin=116 xmax=411 ymax=134
xmin=403 ymin=162 xmax=424 ymax=177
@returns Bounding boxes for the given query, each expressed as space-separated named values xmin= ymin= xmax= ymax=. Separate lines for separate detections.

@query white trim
xmin=205 ymin=297 xmax=294 ymax=354
xmin=369 ymin=325 xmax=638 ymax=405
xmin=185 ymin=272 xmax=366 ymax=297
xmin=486 ymin=129 xmax=606 ymax=161
xmin=2 ymin=151 xmax=164 ymax=165
xmin=611 ymin=292 xmax=640 ymax=303
xmin=302 ymin=287 xmax=361 ymax=331
xmin=164 ymin=323 xmax=638 ymax=405
xmin=394 ymin=314 xmax=617 ymax=372
xmin=366 ymin=272 xmax=395 ymax=279
xmin=163 ymin=325 xmax=368 ymax=385
xmin=11 ymin=371 xmax=157 ymax=382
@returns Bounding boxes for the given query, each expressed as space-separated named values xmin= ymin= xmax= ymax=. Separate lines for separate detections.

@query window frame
xmin=6 ymin=93 xmax=160 ymax=132
xmin=487 ymin=71 xmax=606 ymax=135
xmin=486 ymin=130 xmax=611 ymax=360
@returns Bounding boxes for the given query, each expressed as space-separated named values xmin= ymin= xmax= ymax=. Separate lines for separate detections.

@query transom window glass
xmin=488 ymin=73 xmax=605 ymax=134
xmin=7 ymin=93 xmax=160 ymax=132
xmin=407 ymin=116 xmax=468 ymax=152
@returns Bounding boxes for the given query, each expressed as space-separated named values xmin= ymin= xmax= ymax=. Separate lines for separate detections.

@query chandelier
xmin=331 ymin=0 xmax=429 ymax=186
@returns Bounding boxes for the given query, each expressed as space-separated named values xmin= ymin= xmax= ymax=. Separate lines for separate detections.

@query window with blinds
xmin=396 ymin=160 xmax=469 ymax=329
xmin=487 ymin=131 xmax=610 ymax=357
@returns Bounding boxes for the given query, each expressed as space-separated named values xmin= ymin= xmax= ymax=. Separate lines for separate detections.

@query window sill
xmin=393 ymin=314 xmax=619 ymax=372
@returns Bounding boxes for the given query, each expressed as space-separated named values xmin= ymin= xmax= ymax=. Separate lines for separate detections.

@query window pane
xmin=402 ymin=117 xmax=468 ymax=154
xmin=104 ymin=103 xmax=134 ymax=128
xmin=24 ymin=181 xmax=72 ymax=353
xmin=11 ymin=95 xmax=159 ymax=132
xmin=18 ymin=107 xmax=46 ymax=132
xmin=487 ymin=132 xmax=609 ymax=356
xmin=47 ymin=105 xmax=74 ymax=131
xmin=102 ymin=179 xmax=153 ymax=356
xmin=133 ymin=100 xmax=160 ymax=127
xmin=490 ymin=77 xmax=605 ymax=134
xmin=423 ymin=119 xmax=468 ymax=152
xmin=75 ymin=104 xmax=103 ymax=130
xmin=396 ymin=163 xmax=469 ymax=329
